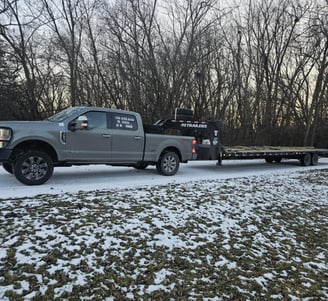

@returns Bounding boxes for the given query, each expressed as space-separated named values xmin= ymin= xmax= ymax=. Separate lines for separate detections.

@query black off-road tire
xmin=156 ymin=151 xmax=180 ymax=176
xmin=14 ymin=150 xmax=54 ymax=185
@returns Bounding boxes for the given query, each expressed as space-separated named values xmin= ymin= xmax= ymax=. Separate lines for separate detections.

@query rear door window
xmin=111 ymin=113 xmax=138 ymax=131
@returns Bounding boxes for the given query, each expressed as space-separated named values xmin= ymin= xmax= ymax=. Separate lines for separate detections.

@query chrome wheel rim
xmin=163 ymin=155 xmax=177 ymax=173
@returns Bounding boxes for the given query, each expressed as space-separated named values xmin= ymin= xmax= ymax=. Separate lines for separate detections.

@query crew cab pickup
xmin=0 ymin=107 xmax=196 ymax=185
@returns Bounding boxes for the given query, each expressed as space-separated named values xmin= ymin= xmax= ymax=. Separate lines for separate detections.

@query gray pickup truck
xmin=0 ymin=107 xmax=196 ymax=185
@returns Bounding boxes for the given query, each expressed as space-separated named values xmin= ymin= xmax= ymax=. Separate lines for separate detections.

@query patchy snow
xmin=0 ymin=158 xmax=328 ymax=300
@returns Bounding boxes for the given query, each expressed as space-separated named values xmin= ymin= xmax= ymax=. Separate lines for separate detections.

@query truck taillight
xmin=192 ymin=139 xmax=197 ymax=154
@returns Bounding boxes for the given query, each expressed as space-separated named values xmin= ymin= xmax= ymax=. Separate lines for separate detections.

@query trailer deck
xmin=223 ymin=146 xmax=328 ymax=158
xmin=221 ymin=146 xmax=328 ymax=165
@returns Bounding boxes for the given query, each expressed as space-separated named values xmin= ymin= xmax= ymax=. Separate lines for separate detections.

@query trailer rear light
xmin=192 ymin=139 xmax=197 ymax=154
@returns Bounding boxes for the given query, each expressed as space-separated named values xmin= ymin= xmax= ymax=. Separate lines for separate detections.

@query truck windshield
xmin=47 ymin=107 xmax=85 ymax=122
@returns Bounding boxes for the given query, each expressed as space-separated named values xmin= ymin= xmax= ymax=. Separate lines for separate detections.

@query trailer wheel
xmin=14 ymin=150 xmax=54 ymax=185
xmin=311 ymin=154 xmax=319 ymax=166
xmin=156 ymin=151 xmax=180 ymax=176
xmin=300 ymin=153 xmax=311 ymax=166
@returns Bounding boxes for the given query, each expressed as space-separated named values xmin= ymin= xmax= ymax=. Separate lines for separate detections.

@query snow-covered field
xmin=1 ymin=159 xmax=328 ymax=300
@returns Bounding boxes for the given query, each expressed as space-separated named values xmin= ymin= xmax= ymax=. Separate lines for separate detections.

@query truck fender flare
xmin=157 ymin=146 xmax=181 ymax=162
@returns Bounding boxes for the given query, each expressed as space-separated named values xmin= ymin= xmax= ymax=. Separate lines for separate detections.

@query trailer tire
xmin=14 ymin=150 xmax=54 ymax=185
xmin=156 ymin=151 xmax=180 ymax=176
xmin=300 ymin=153 xmax=311 ymax=166
xmin=311 ymin=154 xmax=319 ymax=166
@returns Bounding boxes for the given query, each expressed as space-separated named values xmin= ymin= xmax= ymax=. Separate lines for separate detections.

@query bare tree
xmin=77 ymin=0 xmax=116 ymax=107
xmin=303 ymin=0 xmax=328 ymax=146
xmin=41 ymin=0 xmax=84 ymax=107
xmin=158 ymin=0 xmax=216 ymax=117
xmin=0 ymin=0 xmax=327 ymax=148
xmin=0 ymin=0 xmax=43 ymax=119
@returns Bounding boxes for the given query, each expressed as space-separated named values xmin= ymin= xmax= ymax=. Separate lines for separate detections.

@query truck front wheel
xmin=156 ymin=151 xmax=180 ymax=176
xmin=14 ymin=150 xmax=54 ymax=185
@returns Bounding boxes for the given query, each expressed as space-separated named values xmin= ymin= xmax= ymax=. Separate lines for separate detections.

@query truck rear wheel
xmin=14 ymin=150 xmax=54 ymax=185
xmin=156 ymin=151 xmax=180 ymax=176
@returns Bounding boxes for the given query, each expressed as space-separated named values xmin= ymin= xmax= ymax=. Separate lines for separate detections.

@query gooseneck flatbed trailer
xmin=153 ymin=109 xmax=328 ymax=167
xmin=220 ymin=146 xmax=328 ymax=166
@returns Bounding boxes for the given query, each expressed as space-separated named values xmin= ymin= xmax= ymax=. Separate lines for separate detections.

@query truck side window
xmin=111 ymin=113 xmax=138 ymax=131
xmin=84 ymin=111 xmax=108 ymax=129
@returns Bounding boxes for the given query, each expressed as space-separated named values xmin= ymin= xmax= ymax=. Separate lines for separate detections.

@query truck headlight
xmin=0 ymin=128 xmax=12 ymax=148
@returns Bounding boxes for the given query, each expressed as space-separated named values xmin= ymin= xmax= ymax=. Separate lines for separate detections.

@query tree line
xmin=0 ymin=0 xmax=327 ymax=146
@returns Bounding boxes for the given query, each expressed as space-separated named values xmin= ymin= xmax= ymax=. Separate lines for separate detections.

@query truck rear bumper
xmin=0 ymin=149 xmax=12 ymax=161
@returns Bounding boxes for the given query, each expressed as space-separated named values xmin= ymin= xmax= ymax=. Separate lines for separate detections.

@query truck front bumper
xmin=0 ymin=149 xmax=12 ymax=161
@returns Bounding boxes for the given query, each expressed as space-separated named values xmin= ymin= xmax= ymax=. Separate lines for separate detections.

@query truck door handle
xmin=102 ymin=134 xmax=111 ymax=138
xmin=134 ymin=136 xmax=142 ymax=140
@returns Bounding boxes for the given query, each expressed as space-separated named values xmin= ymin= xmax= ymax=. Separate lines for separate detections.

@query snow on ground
xmin=1 ymin=158 xmax=328 ymax=199
xmin=0 ymin=159 xmax=328 ymax=300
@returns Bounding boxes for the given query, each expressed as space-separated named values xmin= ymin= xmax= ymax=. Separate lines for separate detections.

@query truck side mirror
xmin=70 ymin=115 xmax=89 ymax=131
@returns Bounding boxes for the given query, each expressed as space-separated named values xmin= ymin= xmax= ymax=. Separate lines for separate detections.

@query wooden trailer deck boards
xmin=223 ymin=146 xmax=328 ymax=156
xmin=218 ymin=146 xmax=328 ymax=166
xmin=224 ymin=146 xmax=318 ymax=152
